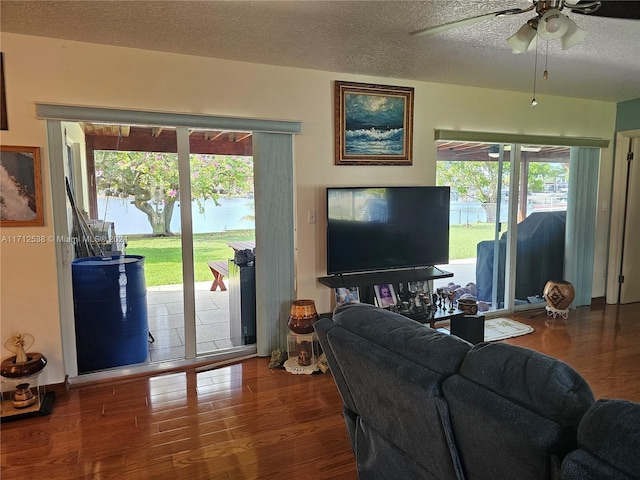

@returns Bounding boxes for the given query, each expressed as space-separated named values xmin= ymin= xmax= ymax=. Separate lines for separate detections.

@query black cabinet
xmin=228 ymin=260 xmax=256 ymax=345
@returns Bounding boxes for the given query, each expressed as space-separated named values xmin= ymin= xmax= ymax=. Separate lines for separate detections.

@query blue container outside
xmin=72 ymin=255 xmax=148 ymax=373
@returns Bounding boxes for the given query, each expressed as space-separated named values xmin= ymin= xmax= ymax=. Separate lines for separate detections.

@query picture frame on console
xmin=374 ymin=284 xmax=397 ymax=308
xmin=335 ymin=287 xmax=360 ymax=306
xmin=334 ymin=81 xmax=414 ymax=166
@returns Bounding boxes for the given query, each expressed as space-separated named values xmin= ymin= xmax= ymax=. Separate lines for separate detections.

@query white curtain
xmin=565 ymin=147 xmax=600 ymax=306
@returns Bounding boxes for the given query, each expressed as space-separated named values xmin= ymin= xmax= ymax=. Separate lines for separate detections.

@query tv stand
xmin=318 ymin=266 xmax=453 ymax=289
xmin=318 ymin=267 xmax=485 ymax=344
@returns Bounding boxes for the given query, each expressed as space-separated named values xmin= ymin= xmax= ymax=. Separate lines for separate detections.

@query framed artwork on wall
xmin=0 ymin=146 xmax=44 ymax=226
xmin=334 ymin=81 xmax=414 ymax=166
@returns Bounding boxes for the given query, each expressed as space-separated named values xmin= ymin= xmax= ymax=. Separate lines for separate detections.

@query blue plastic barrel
xmin=72 ymin=255 xmax=148 ymax=373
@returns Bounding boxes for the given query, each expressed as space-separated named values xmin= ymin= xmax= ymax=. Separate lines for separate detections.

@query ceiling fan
xmin=411 ymin=1 xmax=640 ymax=53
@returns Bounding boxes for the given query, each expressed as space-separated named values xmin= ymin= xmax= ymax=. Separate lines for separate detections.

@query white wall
xmin=0 ymin=33 xmax=617 ymax=385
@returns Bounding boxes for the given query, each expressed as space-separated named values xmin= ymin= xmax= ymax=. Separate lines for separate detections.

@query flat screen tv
xmin=326 ymin=186 xmax=450 ymax=275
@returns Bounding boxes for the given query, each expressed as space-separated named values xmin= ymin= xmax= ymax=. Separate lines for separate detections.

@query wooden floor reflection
xmin=508 ymin=302 xmax=640 ymax=401
xmin=1 ymin=302 xmax=638 ymax=479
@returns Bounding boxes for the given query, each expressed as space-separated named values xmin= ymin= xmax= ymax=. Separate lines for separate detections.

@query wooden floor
xmin=1 ymin=302 xmax=639 ymax=479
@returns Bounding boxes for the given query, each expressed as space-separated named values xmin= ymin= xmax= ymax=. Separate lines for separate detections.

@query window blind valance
xmin=36 ymin=104 xmax=301 ymax=135
xmin=434 ymin=129 xmax=609 ymax=148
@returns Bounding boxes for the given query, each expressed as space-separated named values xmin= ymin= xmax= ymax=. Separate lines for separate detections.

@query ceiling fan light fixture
xmin=560 ymin=17 xmax=588 ymax=49
xmin=507 ymin=19 xmax=538 ymax=54
xmin=538 ymin=8 xmax=570 ymax=40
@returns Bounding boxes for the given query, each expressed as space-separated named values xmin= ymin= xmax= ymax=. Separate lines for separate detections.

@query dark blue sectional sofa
xmin=315 ymin=302 xmax=640 ymax=480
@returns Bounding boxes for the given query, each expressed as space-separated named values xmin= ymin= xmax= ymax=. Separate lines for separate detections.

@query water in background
xmin=451 ymin=201 xmax=502 ymax=225
xmin=99 ymin=196 xmax=562 ymax=235
xmin=97 ymin=196 xmax=255 ymax=235
xmin=450 ymin=201 xmax=564 ymax=225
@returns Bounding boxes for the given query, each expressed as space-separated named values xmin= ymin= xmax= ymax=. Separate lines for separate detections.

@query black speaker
xmin=450 ymin=315 xmax=485 ymax=345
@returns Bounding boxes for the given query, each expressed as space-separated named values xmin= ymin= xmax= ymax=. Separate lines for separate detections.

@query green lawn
xmin=126 ymin=225 xmax=499 ymax=287
xmin=449 ymin=223 xmax=498 ymax=259
xmin=125 ymin=229 xmax=255 ymax=286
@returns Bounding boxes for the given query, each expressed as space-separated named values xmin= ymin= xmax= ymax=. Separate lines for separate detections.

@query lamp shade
xmin=538 ymin=9 xmax=570 ymax=40
xmin=561 ymin=17 xmax=588 ymax=50
xmin=507 ymin=21 xmax=538 ymax=54
xmin=287 ymin=299 xmax=320 ymax=334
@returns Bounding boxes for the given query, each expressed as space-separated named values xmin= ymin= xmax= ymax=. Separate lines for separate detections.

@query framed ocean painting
xmin=334 ymin=81 xmax=414 ymax=165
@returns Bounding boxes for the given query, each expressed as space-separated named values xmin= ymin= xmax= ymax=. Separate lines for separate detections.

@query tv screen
xmin=326 ymin=186 xmax=450 ymax=275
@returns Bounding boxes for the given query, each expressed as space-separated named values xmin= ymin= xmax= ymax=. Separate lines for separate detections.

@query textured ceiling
xmin=1 ymin=1 xmax=639 ymax=102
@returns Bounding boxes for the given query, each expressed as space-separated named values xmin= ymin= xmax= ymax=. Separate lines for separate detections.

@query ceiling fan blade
xmin=569 ymin=0 xmax=640 ymax=19
xmin=410 ymin=6 xmax=534 ymax=36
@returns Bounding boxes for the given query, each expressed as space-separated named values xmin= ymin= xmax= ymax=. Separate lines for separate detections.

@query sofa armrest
xmin=561 ymin=399 xmax=640 ymax=480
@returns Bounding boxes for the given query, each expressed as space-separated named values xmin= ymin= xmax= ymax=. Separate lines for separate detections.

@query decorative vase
xmin=543 ymin=280 xmax=575 ymax=310
xmin=288 ymin=299 xmax=320 ymax=334
xmin=12 ymin=383 xmax=36 ymax=409
xmin=457 ymin=298 xmax=478 ymax=315
xmin=297 ymin=343 xmax=312 ymax=366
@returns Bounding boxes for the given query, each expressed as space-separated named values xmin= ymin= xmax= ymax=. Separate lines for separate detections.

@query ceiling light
xmin=507 ymin=18 xmax=538 ymax=54
xmin=538 ymin=9 xmax=570 ymax=40
xmin=561 ymin=17 xmax=588 ymax=50
xmin=488 ymin=145 xmax=500 ymax=158
xmin=505 ymin=4 xmax=590 ymax=106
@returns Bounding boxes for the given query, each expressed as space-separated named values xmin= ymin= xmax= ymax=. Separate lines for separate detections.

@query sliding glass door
xmin=435 ymin=141 xmax=571 ymax=314
xmin=57 ymin=121 xmax=257 ymax=373
xmin=186 ymin=129 xmax=256 ymax=355
xmin=434 ymin=142 xmax=511 ymax=312
xmin=512 ymin=145 xmax=570 ymax=309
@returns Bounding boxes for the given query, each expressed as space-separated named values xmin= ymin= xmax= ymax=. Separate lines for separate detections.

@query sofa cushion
xmin=315 ymin=317 xmax=359 ymax=417
xmin=332 ymin=302 xmax=472 ymax=375
xmin=318 ymin=303 xmax=471 ymax=480
xmin=354 ymin=416 xmax=446 ymax=480
xmin=561 ymin=399 xmax=640 ymax=480
xmin=458 ymin=342 xmax=594 ymax=428
xmin=442 ymin=342 xmax=594 ymax=480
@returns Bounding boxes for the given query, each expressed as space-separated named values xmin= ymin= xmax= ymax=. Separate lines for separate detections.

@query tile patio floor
xmin=146 ymin=281 xmax=235 ymax=362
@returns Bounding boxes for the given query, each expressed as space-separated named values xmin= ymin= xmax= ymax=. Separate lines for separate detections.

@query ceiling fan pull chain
xmin=531 ymin=36 xmax=539 ymax=107
xmin=543 ymin=41 xmax=550 ymax=80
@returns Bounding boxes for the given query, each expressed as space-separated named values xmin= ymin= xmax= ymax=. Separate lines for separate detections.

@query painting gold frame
xmin=335 ymin=81 xmax=414 ymax=166
xmin=0 ymin=145 xmax=44 ymax=226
